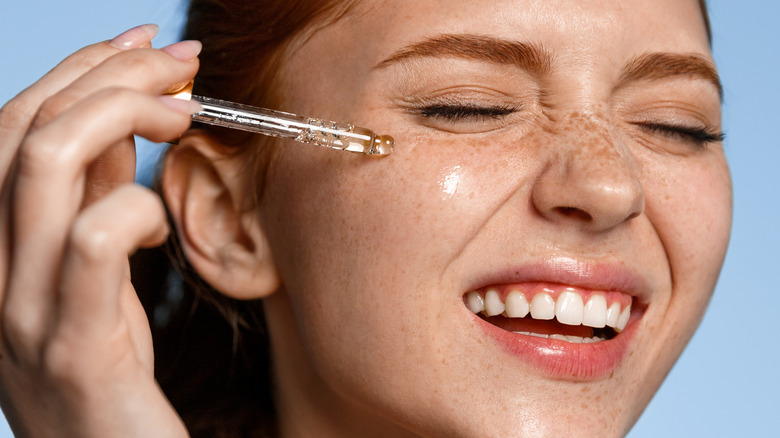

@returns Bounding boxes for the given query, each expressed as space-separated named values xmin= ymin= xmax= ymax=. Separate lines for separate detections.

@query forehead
xmin=324 ymin=0 xmax=710 ymax=62
xmin=278 ymin=0 xmax=713 ymax=116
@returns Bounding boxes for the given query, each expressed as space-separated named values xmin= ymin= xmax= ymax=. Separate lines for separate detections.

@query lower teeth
xmin=512 ymin=331 xmax=606 ymax=343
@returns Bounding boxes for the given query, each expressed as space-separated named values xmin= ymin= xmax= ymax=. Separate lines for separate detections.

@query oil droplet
xmin=439 ymin=165 xmax=462 ymax=200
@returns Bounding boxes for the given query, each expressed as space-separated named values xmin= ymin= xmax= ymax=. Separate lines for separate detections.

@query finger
xmin=73 ymin=39 xmax=201 ymax=207
xmin=0 ymin=24 xmax=159 ymax=175
xmin=49 ymin=40 xmax=201 ymax=208
xmin=3 ymin=91 xmax=198 ymax=350
xmin=80 ymin=136 xmax=137 ymax=208
xmin=57 ymin=184 xmax=168 ymax=336
xmin=1 ymin=35 xmax=200 ymax=220
xmin=29 ymin=40 xmax=202 ymax=131
xmin=26 ymin=41 xmax=201 ymax=207
xmin=0 ymin=25 xmax=160 ymax=299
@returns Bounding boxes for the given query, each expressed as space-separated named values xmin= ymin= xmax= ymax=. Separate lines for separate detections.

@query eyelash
xmin=637 ymin=122 xmax=725 ymax=146
xmin=414 ymin=104 xmax=724 ymax=148
xmin=418 ymin=104 xmax=517 ymax=121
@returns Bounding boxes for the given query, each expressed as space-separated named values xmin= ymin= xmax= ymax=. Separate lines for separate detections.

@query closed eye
xmin=636 ymin=122 xmax=725 ymax=147
xmin=419 ymin=104 xmax=518 ymax=121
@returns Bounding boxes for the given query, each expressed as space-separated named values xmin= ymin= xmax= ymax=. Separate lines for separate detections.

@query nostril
xmin=626 ymin=211 xmax=640 ymax=221
xmin=554 ymin=206 xmax=593 ymax=222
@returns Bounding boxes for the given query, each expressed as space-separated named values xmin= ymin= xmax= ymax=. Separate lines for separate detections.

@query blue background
xmin=1 ymin=1 xmax=777 ymax=436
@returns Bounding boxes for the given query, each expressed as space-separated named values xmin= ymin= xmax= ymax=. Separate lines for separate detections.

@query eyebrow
xmin=377 ymin=34 xmax=722 ymax=99
xmin=619 ymin=52 xmax=722 ymax=97
xmin=375 ymin=34 xmax=552 ymax=75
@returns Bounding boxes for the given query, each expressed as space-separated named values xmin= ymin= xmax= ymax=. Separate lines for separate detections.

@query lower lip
xmin=471 ymin=309 xmax=640 ymax=381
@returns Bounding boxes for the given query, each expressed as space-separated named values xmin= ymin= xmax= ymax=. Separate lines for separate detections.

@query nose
xmin=531 ymin=116 xmax=644 ymax=233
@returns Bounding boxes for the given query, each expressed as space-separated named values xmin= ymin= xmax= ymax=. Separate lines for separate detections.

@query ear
xmin=161 ymin=131 xmax=280 ymax=299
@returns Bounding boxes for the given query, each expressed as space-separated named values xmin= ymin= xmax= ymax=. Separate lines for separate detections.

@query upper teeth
xmin=466 ymin=289 xmax=631 ymax=332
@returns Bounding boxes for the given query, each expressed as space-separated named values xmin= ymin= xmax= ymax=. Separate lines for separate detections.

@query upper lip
xmin=464 ymin=256 xmax=652 ymax=304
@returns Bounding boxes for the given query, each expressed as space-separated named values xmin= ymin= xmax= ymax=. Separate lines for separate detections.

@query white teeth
xmin=582 ymin=294 xmax=608 ymax=328
xmin=555 ymin=290 xmax=584 ymax=326
xmin=616 ymin=305 xmax=631 ymax=332
xmin=505 ymin=290 xmax=529 ymax=317
xmin=468 ymin=289 xmax=632 ymax=335
xmin=484 ymin=288 xmax=505 ymax=316
xmin=606 ymin=302 xmax=621 ymax=328
xmin=530 ymin=292 xmax=555 ymax=320
xmin=466 ymin=291 xmax=484 ymax=314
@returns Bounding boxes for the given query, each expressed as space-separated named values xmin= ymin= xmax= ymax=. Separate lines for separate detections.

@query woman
xmin=0 ymin=0 xmax=730 ymax=436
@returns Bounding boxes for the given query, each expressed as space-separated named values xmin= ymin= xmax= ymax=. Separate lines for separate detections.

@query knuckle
xmin=34 ymin=84 xmax=136 ymax=130
xmin=123 ymin=187 xmax=168 ymax=232
xmin=0 ymin=96 xmax=35 ymax=133
xmin=69 ymin=219 xmax=117 ymax=265
xmin=33 ymin=92 xmax=75 ymax=128
xmin=41 ymin=338 xmax=85 ymax=384
xmin=2 ymin=313 xmax=28 ymax=345
xmin=17 ymin=133 xmax=74 ymax=178
xmin=125 ymin=185 xmax=164 ymax=212
xmin=1 ymin=307 xmax=41 ymax=360
xmin=65 ymin=44 xmax=105 ymax=74
xmin=17 ymin=88 xmax=135 ymax=178
xmin=93 ymin=87 xmax=135 ymax=104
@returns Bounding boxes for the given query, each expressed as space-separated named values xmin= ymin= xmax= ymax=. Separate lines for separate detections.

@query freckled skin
xmin=238 ymin=0 xmax=731 ymax=437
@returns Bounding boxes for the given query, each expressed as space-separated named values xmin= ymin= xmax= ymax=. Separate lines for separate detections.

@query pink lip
xmin=465 ymin=257 xmax=648 ymax=381
xmin=469 ymin=257 xmax=650 ymax=304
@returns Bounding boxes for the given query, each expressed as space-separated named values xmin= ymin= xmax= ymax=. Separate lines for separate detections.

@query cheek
xmin=263 ymin=137 xmax=487 ymax=288
xmin=257 ymin=134 xmax=533 ymax=358
xmin=638 ymin=152 xmax=731 ymax=366
xmin=645 ymin=153 xmax=731 ymax=292
xmin=262 ymin=130 xmax=550 ymax=285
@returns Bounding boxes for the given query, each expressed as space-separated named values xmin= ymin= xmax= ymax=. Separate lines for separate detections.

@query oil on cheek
xmin=438 ymin=165 xmax=462 ymax=200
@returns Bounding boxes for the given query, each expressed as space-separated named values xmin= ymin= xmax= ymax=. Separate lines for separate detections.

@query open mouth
xmin=465 ymin=286 xmax=632 ymax=344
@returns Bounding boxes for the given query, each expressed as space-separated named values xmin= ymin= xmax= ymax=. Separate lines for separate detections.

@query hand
xmin=0 ymin=24 xmax=201 ymax=437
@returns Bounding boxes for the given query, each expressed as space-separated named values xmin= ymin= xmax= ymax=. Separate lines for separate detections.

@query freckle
xmin=581 ymin=386 xmax=591 ymax=393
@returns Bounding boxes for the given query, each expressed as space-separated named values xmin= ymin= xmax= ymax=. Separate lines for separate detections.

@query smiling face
xmin=251 ymin=0 xmax=731 ymax=436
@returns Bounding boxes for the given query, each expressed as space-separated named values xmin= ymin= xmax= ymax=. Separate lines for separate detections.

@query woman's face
xmin=256 ymin=0 xmax=730 ymax=435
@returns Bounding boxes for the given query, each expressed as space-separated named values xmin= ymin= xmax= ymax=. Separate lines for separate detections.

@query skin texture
xmin=0 ymin=0 xmax=730 ymax=437
xmin=169 ymin=0 xmax=731 ymax=436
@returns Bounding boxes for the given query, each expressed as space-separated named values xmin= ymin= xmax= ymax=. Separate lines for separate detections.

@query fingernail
xmin=161 ymin=40 xmax=203 ymax=62
xmin=109 ymin=24 xmax=159 ymax=50
xmin=158 ymin=95 xmax=203 ymax=114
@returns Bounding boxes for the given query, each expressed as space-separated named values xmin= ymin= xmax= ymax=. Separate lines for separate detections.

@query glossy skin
xmin=238 ymin=0 xmax=731 ymax=436
xmin=0 ymin=0 xmax=730 ymax=437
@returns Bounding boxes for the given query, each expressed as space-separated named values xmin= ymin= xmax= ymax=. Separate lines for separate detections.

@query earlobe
xmin=161 ymin=132 xmax=280 ymax=300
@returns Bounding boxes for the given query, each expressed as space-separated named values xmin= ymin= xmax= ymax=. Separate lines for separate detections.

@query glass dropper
xmin=171 ymin=83 xmax=394 ymax=156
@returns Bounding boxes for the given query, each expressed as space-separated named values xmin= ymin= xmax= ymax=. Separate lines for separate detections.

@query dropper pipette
xmin=172 ymin=84 xmax=394 ymax=156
